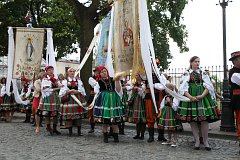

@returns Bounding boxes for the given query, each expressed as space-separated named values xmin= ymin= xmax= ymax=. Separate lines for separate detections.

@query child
xmin=158 ymin=83 xmax=178 ymax=147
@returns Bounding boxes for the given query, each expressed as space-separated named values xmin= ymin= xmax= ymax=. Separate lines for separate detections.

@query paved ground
xmin=0 ymin=114 xmax=239 ymax=160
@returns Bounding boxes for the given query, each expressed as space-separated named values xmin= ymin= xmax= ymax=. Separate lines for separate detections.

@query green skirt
xmin=93 ymin=91 xmax=125 ymax=124
xmin=158 ymin=106 xmax=179 ymax=131
xmin=177 ymin=84 xmax=219 ymax=123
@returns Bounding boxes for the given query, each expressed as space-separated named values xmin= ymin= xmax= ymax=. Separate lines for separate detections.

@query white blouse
xmin=231 ymin=73 xmax=240 ymax=86
xmin=59 ymin=77 xmax=86 ymax=97
xmin=178 ymin=69 xmax=215 ymax=98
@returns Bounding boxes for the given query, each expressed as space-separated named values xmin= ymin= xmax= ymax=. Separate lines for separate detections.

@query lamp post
xmin=218 ymin=0 xmax=235 ymax=132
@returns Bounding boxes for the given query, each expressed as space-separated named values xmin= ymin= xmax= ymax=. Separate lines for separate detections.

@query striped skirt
xmin=61 ymin=94 xmax=87 ymax=120
xmin=0 ymin=94 xmax=17 ymax=111
xmin=127 ymin=93 xmax=146 ymax=123
xmin=94 ymin=91 xmax=125 ymax=124
xmin=177 ymin=84 xmax=220 ymax=123
xmin=38 ymin=92 xmax=60 ymax=117
xmin=158 ymin=106 xmax=179 ymax=131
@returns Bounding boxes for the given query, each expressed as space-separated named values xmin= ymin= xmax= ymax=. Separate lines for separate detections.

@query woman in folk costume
xmin=33 ymin=72 xmax=45 ymax=133
xmin=158 ymin=83 xmax=179 ymax=147
xmin=0 ymin=77 xmax=17 ymax=122
xmin=19 ymin=77 xmax=33 ymax=123
xmin=87 ymin=66 xmax=99 ymax=133
xmin=127 ymin=73 xmax=146 ymax=140
xmin=92 ymin=66 xmax=125 ymax=143
xmin=37 ymin=66 xmax=61 ymax=135
xmin=176 ymin=56 xmax=220 ymax=151
xmin=59 ymin=68 xmax=87 ymax=136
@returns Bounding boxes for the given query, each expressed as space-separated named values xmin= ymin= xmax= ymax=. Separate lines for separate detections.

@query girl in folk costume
xmin=127 ymin=73 xmax=146 ymax=140
xmin=19 ymin=77 xmax=33 ymax=123
xmin=59 ymin=68 xmax=87 ymax=136
xmin=87 ymin=66 xmax=99 ymax=133
xmin=33 ymin=72 xmax=45 ymax=133
xmin=37 ymin=66 xmax=61 ymax=135
xmin=91 ymin=66 xmax=125 ymax=143
xmin=176 ymin=56 xmax=220 ymax=151
xmin=0 ymin=77 xmax=17 ymax=122
xmin=158 ymin=83 xmax=179 ymax=147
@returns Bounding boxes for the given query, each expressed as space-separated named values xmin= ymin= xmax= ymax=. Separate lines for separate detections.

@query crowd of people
xmin=1 ymin=54 xmax=239 ymax=152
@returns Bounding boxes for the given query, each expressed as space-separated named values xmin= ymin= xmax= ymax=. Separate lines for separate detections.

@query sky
xmin=76 ymin=0 xmax=240 ymax=69
xmin=169 ymin=0 xmax=240 ymax=69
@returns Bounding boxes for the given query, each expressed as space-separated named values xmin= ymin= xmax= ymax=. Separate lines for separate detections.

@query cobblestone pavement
xmin=0 ymin=117 xmax=239 ymax=160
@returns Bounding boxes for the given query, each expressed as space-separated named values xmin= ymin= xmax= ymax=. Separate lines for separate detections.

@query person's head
xmin=167 ymin=76 xmax=172 ymax=82
xmin=93 ymin=66 xmax=99 ymax=77
xmin=58 ymin=73 xmax=65 ymax=80
xmin=189 ymin=56 xmax=200 ymax=70
xmin=67 ymin=68 xmax=76 ymax=78
xmin=205 ymin=69 xmax=210 ymax=76
xmin=98 ymin=66 xmax=109 ymax=79
xmin=229 ymin=51 xmax=240 ymax=68
xmin=0 ymin=77 xmax=6 ymax=84
xmin=45 ymin=66 xmax=54 ymax=77
xmin=21 ymin=77 xmax=29 ymax=86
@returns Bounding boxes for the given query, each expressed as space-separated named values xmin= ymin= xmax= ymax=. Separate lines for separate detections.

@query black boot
xmin=39 ymin=116 xmax=43 ymax=127
xmin=108 ymin=126 xmax=113 ymax=138
xmin=23 ymin=113 xmax=29 ymax=123
xmin=118 ymin=124 xmax=123 ymax=135
xmin=147 ymin=128 xmax=154 ymax=143
xmin=53 ymin=124 xmax=61 ymax=135
xmin=88 ymin=123 xmax=95 ymax=133
xmin=121 ymin=123 xmax=125 ymax=135
xmin=68 ymin=127 xmax=73 ymax=136
xmin=158 ymin=129 xmax=167 ymax=142
xmin=60 ymin=116 xmax=64 ymax=126
xmin=77 ymin=126 xmax=83 ymax=136
xmin=133 ymin=123 xmax=140 ymax=139
xmin=140 ymin=123 xmax=146 ymax=140
xmin=46 ymin=124 xmax=53 ymax=136
xmin=113 ymin=133 xmax=119 ymax=143
xmin=30 ymin=116 xmax=35 ymax=124
xmin=103 ymin=132 xmax=108 ymax=143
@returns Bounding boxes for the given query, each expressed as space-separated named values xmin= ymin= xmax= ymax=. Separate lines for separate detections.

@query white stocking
xmin=190 ymin=122 xmax=200 ymax=147
xmin=201 ymin=121 xmax=210 ymax=147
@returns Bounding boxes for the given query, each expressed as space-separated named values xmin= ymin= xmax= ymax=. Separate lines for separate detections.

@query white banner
xmin=13 ymin=28 xmax=44 ymax=80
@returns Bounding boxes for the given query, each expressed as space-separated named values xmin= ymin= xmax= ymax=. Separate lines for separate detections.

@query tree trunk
xmin=67 ymin=0 xmax=100 ymax=98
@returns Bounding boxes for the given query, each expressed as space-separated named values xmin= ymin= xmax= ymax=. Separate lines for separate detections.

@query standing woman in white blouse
xmin=59 ymin=68 xmax=87 ymax=136
xmin=177 ymin=56 xmax=220 ymax=151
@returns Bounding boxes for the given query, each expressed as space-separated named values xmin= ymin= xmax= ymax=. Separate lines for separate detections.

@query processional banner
xmin=113 ymin=0 xmax=138 ymax=77
xmin=12 ymin=28 xmax=44 ymax=80
xmin=95 ymin=14 xmax=111 ymax=66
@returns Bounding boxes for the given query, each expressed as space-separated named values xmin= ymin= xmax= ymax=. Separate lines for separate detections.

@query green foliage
xmin=148 ymin=0 xmax=189 ymax=70
xmin=0 ymin=0 xmax=80 ymax=58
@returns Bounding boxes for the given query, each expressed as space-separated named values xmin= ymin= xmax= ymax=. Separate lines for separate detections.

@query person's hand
xmin=196 ymin=95 xmax=203 ymax=101
xmin=190 ymin=96 xmax=198 ymax=102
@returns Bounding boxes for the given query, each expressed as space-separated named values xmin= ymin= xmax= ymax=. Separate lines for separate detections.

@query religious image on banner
xmin=95 ymin=14 xmax=111 ymax=66
xmin=12 ymin=28 xmax=44 ymax=80
xmin=113 ymin=0 xmax=137 ymax=77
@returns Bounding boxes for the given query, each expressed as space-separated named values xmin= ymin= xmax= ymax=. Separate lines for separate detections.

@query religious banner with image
xmin=95 ymin=14 xmax=111 ymax=66
xmin=113 ymin=0 xmax=137 ymax=77
xmin=12 ymin=28 xmax=44 ymax=80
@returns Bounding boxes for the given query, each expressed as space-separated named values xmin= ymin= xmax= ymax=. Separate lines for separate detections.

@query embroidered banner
xmin=113 ymin=0 xmax=137 ymax=77
xmin=13 ymin=28 xmax=44 ymax=80
xmin=95 ymin=14 xmax=111 ymax=66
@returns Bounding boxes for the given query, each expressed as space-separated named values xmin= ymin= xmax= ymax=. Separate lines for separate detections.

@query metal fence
xmin=164 ymin=65 xmax=233 ymax=96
